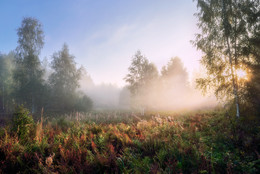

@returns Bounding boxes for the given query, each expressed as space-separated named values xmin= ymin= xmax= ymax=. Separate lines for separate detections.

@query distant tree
xmin=125 ymin=50 xmax=158 ymax=95
xmin=159 ymin=57 xmax=191 ymax=109
xmin=124 ymin=50 xmax=158 ymax=110
xmin=161 ymin=57 xmax=189 ymax=88
xmin=14 ymin=17 xmax=45 ymax=113
xmin=193 ymin=0 xmax=260 ymax=117
xmin=0 ymin=52 xmax=15 ymax=112
xmin=49 ymin=44 xmax=83 ymax=111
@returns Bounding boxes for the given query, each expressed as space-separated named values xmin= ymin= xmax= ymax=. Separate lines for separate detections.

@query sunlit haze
xmin=237 ymin=69 xmax=248 ymax=81
xmin=0 ymin=0 xmax=201 ymax=87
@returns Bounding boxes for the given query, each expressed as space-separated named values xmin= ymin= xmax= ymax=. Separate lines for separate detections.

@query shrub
xmin=75 ymin=95 xmax=93 ymax=112
xmin=12 ymin=106 xmax=34 ymax=142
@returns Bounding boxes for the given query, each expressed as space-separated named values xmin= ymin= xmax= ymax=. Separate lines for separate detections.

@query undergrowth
xmin=0 ymin=109 xmax=259 ymax=173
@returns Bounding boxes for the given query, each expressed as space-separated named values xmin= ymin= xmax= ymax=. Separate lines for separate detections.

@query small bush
xmin=12 ymin=106 xmax=34 ymax=142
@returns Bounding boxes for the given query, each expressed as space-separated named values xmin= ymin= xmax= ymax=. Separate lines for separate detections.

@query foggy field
xmin=0 ymin=110 xmax=259 ymax=173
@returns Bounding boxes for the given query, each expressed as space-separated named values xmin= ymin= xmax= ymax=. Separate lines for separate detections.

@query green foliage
xmin=0 ymin=18 xmax=93 ymax=114
xmin=11 ymin=106 xmax=34 ymax=142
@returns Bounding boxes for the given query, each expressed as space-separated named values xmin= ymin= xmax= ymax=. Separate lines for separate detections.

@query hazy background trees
xmin=159 ymin=57 xmax=191 ymax=109
xmin=124 ymin=50 xmax=159 ymax=110
xmin=0 ymin=52 xmax=15 ymax=112
xmin=0 ymin=17 xmax=93 ymax=114
xmin=124 ymin=51 xmax=217 ymax=111
xmin=48 ymin=44 xmax=83 ymax=112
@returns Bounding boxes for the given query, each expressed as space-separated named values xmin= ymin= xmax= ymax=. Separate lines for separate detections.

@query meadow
xmin=0 ymin=107 xmax=259 ymax=174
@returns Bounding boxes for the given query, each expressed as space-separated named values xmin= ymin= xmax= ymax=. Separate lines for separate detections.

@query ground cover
xmin=0 ymin=108 xmax=259 ymax=173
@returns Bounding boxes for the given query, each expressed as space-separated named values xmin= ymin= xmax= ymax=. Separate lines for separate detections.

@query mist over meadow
xmin=0 ymin=1 xmax=259 ymax=173
xmin=78 ymin=56 xmax=217 ymax=111
xmin=0 ymin=23 xmax=217 ymax=114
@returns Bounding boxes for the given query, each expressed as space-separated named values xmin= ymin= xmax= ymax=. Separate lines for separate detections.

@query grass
xmin=0 ymin=109 xmax=259 ymax=173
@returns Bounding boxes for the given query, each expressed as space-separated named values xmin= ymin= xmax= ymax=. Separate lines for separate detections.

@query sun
xmin=236 ymin=68 xmax=248 ymax=80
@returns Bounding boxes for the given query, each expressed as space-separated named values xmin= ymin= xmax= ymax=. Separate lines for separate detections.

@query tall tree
xmin=124 ymin=50 xmax=158 ymax=110
xmin=243 ymin=6 xmax=260 ymax=115
xmin=193 ymin=0 xmax=260 ymax=117
xmin=14 ymin=17 xmax=45 ymax=113
xmin=49 ymin=44 xmax=82 ymax=111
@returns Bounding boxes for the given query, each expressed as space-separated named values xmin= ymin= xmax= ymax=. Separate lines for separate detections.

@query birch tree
xmin=124 ymin=50 xmax=158 ymax=112
xmin=14 ymin=17 xmax=45 ymax=113
xmin=194 ymin=0 xmax=260 ymax=117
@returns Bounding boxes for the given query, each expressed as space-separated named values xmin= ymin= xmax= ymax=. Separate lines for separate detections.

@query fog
xmin=79 ymin=72 xmax=127 ymax=110
xmin=129 ymin=82 xmax=217 ymax=112
xmin=0 ymin=50 xmax=218 ymax=113
xmin=79 ymin=64 xmax=217 ymax=112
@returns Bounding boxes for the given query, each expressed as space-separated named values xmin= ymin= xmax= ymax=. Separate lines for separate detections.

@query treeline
xmin=0 ymin=17 xmax=195 ymax=114
xmin=0 ymin=17 xmax=92 ymax=114
xmin=1 ymin=17 xmax=212 ymax=114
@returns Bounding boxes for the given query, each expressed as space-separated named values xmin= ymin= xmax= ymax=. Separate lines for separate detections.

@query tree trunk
xmin=222 ymin=0 xmax=240 ymax=118
xmin=227 ymin=38 xmax=240 ymax=118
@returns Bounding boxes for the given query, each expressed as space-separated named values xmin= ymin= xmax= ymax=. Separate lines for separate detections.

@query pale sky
xmin=0 ymin=0 xmax=202 ymax=87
